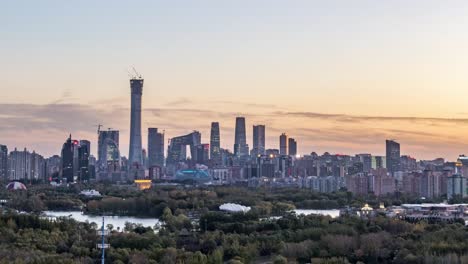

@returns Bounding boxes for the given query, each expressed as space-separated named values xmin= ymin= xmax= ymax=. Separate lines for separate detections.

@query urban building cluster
xmin=0 ymin=77 xmax=467 ymax=200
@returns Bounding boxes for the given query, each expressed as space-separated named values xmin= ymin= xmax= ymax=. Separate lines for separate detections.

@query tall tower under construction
xmin=128 ymin=77 xmax=144 ymax=177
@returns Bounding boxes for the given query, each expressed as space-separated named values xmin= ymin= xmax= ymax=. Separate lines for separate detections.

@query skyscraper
xmin=288 ymin=137 xmax=297 ymax=156
xmin=252 ymin=125 xmax=265 ymax=156
xmin=0 ymin=145 xmax=7 ymax=180
xmin=234 ymin=117 xmax=249 ymax=158
xmin=61 ymin=135 xmax=75 ymax=183
xmin=148 ymin=128 xmax=165 ymax=167
xmin=129 ymin=78 xmax=144 ymax=169
xmin=78 ymin=140 xmax=90 ymax=182
xmin=279 ymin=133 xmax=288 ymax=155
xmin=98 ymin=130 xmax=120 ymax=171
xmin=386 ymin=140 xmax=401 ymax=175
xmin=210 ymin=122 xmax=221 ymax=164
xmin=195 ymin=143 xmax=210 ymax=164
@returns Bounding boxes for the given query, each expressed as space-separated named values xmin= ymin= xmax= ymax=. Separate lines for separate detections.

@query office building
xmin=279 ymin=133 xmax=288 ymax=155
xmin=167 ymin=131 xmax=201 ymax=166
xmin=288 ymin=137 xmax=297 ymax=156
xmin=0 ymin=145 xmax=7 ymax=180
xmin=210 ymin=122 xmax=221 ymax=164
xmin=386 ymin=140 xmax=401 ymax=175
xmin=447 ymin=174 xmax=467 ymax=199
xmin=195 ymin=144 xmax=210 ymax=165
xmin=148 ymin=128 xmax=165 ymax=168
xmin=234 ymin=117 xmax=249 ymax=158
xmin=357 ymin=154 xmax=372 ymax=173
xmin=98 ymin=130 xmax=120 ymax=172
xmin=78 ymin=140 xmax=90 ymax=182
xmin=252 ymin=125 xmax=265 ymax=156
xmin=61 ymin=135 xmax=76 ymax=183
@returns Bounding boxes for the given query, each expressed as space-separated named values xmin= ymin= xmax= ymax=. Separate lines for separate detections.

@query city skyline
xmin=2 ymin=1 xmax=468 ymax=159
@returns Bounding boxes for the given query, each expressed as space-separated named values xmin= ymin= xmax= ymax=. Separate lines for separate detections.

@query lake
xmin=44 ymin=209 xmax=339 ymax=230
xmin=293 ymin=209 xmax=340 ymax=218
xmin=43 ymin=211 xmax=161 ymax=231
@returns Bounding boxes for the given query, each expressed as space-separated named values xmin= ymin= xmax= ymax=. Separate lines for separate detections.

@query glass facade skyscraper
xmin=386 ymin=140 xmax=401 ymax=174
xmin=288 ymin=137 xmax=297 ymax=156
xmin=279 ymin=133 xmax=288 ymax=155
xmin=148 ymin=128 xmax=165 ymax=167
xmin=252 ymin=125 xmax=265 ymax=156
xmin=234 ymin=117 xmax=249 ymax=158
xmin=210 ymin=122 xmax=221 ymax=164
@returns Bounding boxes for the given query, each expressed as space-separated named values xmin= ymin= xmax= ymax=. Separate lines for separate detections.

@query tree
xmin=273 ymin=255 xmax=288 ymax=264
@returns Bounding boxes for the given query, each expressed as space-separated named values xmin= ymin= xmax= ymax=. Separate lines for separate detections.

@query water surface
xmin=44 ymin=211 xmax=161 ymax=231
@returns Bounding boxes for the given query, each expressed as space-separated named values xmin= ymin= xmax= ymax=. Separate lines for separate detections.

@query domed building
xmin=6 ymin=181 xmax=27 ymax=191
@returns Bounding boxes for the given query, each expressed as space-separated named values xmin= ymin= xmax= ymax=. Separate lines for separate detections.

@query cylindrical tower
xmin=129 ymin=78 xmax=143 ymax=168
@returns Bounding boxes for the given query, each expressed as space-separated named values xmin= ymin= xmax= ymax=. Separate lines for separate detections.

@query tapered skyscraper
xmin=129 ymin=78 xmax=144 ymax=169
xmin=210 ymin=122 xmax=221 ymax=164
xmin=234 ymin=117 xmax=249 ymax=158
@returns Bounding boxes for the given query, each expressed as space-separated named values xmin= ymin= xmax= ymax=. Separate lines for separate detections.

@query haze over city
xmin=2 ymin=0 xmax=468 ymax=159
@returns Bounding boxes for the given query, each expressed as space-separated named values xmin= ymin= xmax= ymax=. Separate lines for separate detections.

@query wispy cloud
xmin=277 ymin=111 xmax=468 ymax=125
xmin=1 ymin=102 xmax=467 ymax=159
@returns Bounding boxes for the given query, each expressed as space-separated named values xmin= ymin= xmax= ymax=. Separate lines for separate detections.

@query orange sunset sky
xmin=1 ymin=1 xmax=468 ymax=160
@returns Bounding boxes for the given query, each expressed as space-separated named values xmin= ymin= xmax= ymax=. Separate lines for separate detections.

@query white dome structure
xmin=219 ymin=203 xmax=251 ymax=213
xmin=6 ymin=181 xmax=27 ymax=190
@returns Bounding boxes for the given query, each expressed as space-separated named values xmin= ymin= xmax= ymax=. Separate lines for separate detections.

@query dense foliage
xmin=1 ymin=183 xmax=468 ymax=263
xmin=1 ymin=209 xmax=468 ymax=263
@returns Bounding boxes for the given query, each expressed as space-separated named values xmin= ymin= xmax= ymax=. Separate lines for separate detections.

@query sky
xmin=1 ymin=0 xmax=468 ymax=160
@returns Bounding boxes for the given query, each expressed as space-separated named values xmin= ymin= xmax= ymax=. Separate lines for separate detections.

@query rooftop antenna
xmin=97 ymin=124 xmax=103 ymax=135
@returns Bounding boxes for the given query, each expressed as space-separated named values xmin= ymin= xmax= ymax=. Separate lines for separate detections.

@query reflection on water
xmin=43 ymin=211 xmax=161 ymax=231
xmin=293 ymin=209 xmax=340 ymax=218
